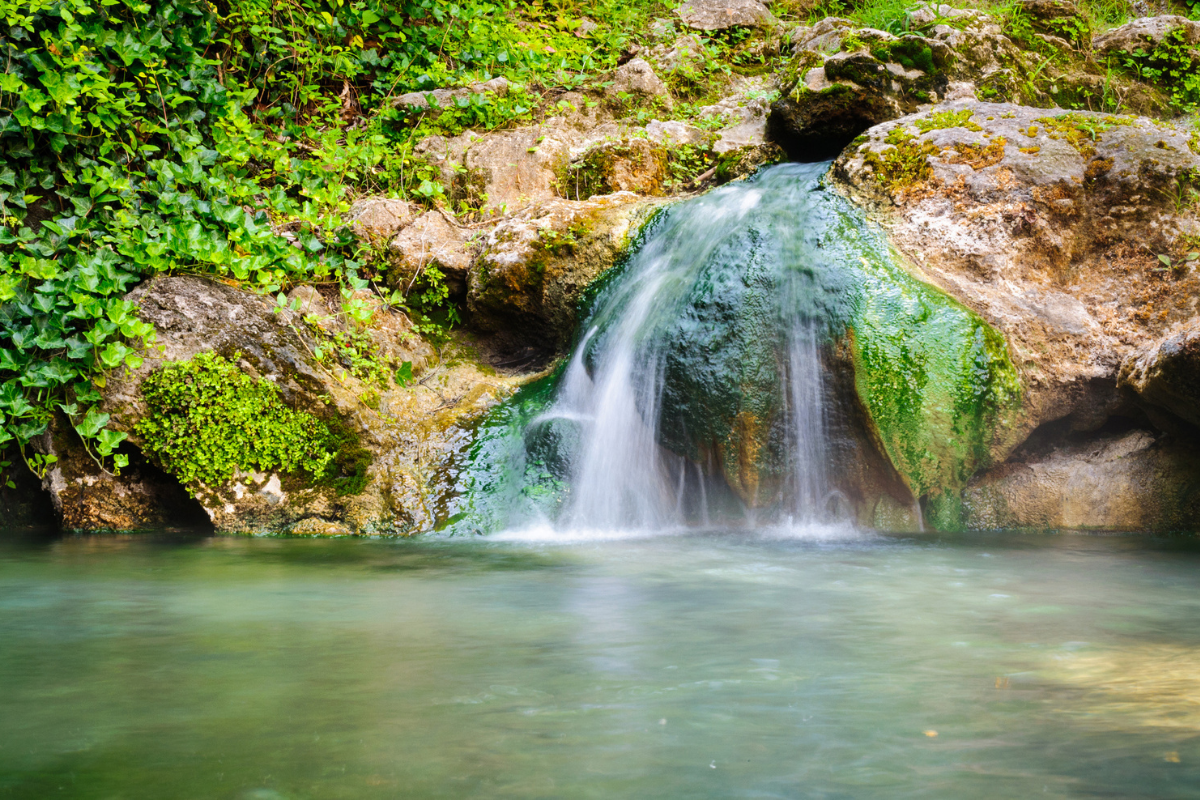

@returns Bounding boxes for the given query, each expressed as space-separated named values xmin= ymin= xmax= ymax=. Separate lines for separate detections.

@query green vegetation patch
xmin=1036 ymin=113 xmax=1135 ymax=157
xmin=847 ymin=250 xmax=1023 ymax=525
xmin=136 ymin=352 xmax=339 ymax=490
xmin=864 ymin=131 xmax=941 ymax=192
xmin=1117 ymin=26 xmax=1200 ymax=114
xmin=914 ymin=109 xmax=983 ymax=134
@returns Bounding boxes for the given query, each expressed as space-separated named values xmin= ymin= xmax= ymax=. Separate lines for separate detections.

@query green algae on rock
xmin=848 ymin=251 xmax=1022 ymax=526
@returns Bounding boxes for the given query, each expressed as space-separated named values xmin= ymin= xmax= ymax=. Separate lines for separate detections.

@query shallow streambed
xmin=1 ymin=527 xmax=1199 ymax=798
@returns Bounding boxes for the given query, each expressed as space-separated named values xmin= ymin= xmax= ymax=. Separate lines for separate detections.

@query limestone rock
xmin=36 ymin=420 xmax=204 ymax=532
xmin=645 ymin=119 xmax=710 ymax=146
xmin=677 ymin=0 xmax=776 ymax=31
xmin=394 ymin=77 xmax=511 ymax=110
xmin=832 ymin=100 xmax=1200 ymax=465
xmin=608 ymin=58 xmax=673 ymax=107
xmin=1093 ymin=15 xmax=1200 ymax=56
xmin=1119 ymin=319 xmax=1200 ymax=428
xmin=963 ymin=430 xmax=1200 ymax=531
xmin=563 ymin=139 xmax=670 ymax=200
xmin=469 ymin=194 xmax=662 ymax=350
xmin=772 ymin=6 xmax=1027 ymax=156
xmin=698 ymin=78 xmax=776 ymax=154
xmin=37 ymin=275 xmax=524 ymax=534
xmin=346 ymin=198 xmax=417 ymax=240
xmin=463 ymin=127 xmax=570 ymax=215
xmin=389 ymin=211 xmax=473 ymax=297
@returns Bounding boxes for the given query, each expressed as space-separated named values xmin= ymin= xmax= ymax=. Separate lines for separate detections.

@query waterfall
xmin=524 ymin=162 xmax=846 ymax=531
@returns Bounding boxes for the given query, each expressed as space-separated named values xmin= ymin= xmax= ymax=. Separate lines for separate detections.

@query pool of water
xmin=2 ymin=527 xmax=1199 ymax=799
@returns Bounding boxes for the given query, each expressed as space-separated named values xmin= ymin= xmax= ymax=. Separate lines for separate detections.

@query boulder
xmin=34 ymin=276 xmax=526 ymax=534
xmin=963 ymin=430 xmax=1200 ymax=531
xmin=677 ymin=0 xmax=777 ymax=30
xmin=608 ymin=58 xmax=673 ymax=108
xmin=562 ymin=139 xmax=670 ymax=200
xmin=771 ymin=7 xmax=1029 ymax=157
xmin=1093 ymin=15 xmax=1200 ymax=57
xmin=393 ymin=77 xmax=511 ymax=110
xmin=697 ymin=77 xmax=775 ymax=154
xmin=463 ymin=127 xmax=571 ymax=215
xmin=389 ymin=211 xmax=473 ymax=298
xmin=346 ymin=198 xmax=417 ymax=240
xmin=1119 ymin=319 xmax=1200 ymax=428
xmin=832 ymin=100 xmax=1200 ymax=519
xmin=469 ymin=194 xmax=663 ymax=351
xmin=645 ymin=119 xmax=711 ymax=146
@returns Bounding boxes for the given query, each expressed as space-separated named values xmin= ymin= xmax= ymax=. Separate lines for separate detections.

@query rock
xmin=698 ymin=78 xmax=775 ymax=154
xmin=832 ymin=100 xmax=1200 ymax=515
xmin=394 ymin=77 xmax=511 ymax=110
xmin=608 ymin=58 xmax=673 ymax=107
xmin=288 ymin=517 xmax=353 ymax=536
xmin=463 ymin=127 xmax=571 ymax=215
xmin=469 ymin=194 xmax=662 ymax=351
xmin=1119 ymin=319 xmax=1200 ymax=428
xmin=346 ymin=198 xmax=417 ymax=239
xmin=1020 ymin=0 xmax=1080 ymax=22
xmin=0 ymin=452 xmax=55 ymax=529
xmin=771 ymin=5 xmax=1028 ymax=156
xmin=36 ymin=418 xmax=209 ymax=531
xmin=649 ymin=17 xmax=677 ymax=40
xmin=963 ymin=430 xmax=1200 ymax=531
xmin=562 ymin=139 xmax=670 ymax=200
xmin=37 ymin=275 xmax=525 ymax=534
xmin=649 ymin=33 xmax=705 ymax=73
xmin=389 ymin=211 xmax=473 ymax=297
xmin=645 ymin=119 xmax=710 ymax=146
xmin=1093 ymin=15 xmax=1200 ymax=56
xmin=677 ymin=0 xmax=777 ymax=30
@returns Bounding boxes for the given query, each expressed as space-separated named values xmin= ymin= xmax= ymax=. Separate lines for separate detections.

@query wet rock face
xmin=1120 ymin=320 xmax=1200 ymax=429
xmin=964 ymin=429 xmax=1200 ymax=531
xmin=833 ymin=101 xmax=1200 ymax=440
xmin=677 ymin=0 xmax=777 ymax=31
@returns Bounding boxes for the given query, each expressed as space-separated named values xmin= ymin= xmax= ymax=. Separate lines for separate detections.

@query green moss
xmin=136 ymin=352 xmax=336 ymax=490
xmin=863 ymin=136 xmax=941 ymax=192
xmin=847 ymin=250 xmax=1022 ymax=513
xmin=1036 ymin=112 xmax=1135 ymax=158
xmin=871 ymin=38 xmax=936 ymax=75
xmin=913 ymin=109 xmax=982 ymax=134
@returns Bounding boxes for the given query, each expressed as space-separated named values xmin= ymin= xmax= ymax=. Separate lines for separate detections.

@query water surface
xmin=2 ymin=528 xmax=1199 ymax=798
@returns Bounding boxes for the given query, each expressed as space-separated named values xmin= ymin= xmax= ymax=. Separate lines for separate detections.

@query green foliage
xmin=0 ymin=0 xmax=677 ymax=483
xmin=135 ymin=352 xmax=334 ymax=488
xmin=1119 ymin=27 xmax=1200 ymax=114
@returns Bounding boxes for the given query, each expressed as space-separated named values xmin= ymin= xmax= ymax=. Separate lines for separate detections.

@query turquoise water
xmin=2 ymin=527 xmax=1199 ymax=798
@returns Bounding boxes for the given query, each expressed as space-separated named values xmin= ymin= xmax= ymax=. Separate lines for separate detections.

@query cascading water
xmin=544 ymin=163 xmax=842 ymax=529
xmin=445 ymin=160 xmax=1021 ymax=536
xmin=450 ymin=163 xmax=859 ymax=534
